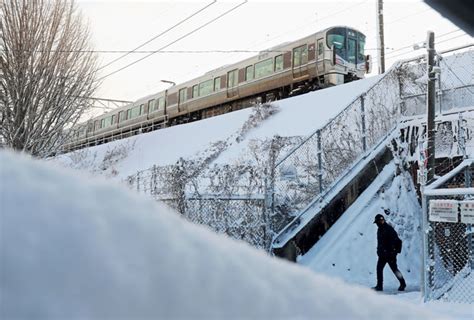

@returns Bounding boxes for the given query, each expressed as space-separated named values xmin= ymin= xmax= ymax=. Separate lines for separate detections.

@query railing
xmin=269 ymin=46 xmax=474 ymax=244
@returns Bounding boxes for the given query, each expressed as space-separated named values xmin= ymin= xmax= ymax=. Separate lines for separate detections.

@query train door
xmin=347 ymin=34 xmax=357 ymax=68
xmin=316 ymin=38 xmax=325 ymax=76
xmin=292 ymin=44 xmax=309 ymax=79
xmin=178 ymin=88 xmax=187 ymax=113
xmin=226 ymin=69 xmax=239 ymax=98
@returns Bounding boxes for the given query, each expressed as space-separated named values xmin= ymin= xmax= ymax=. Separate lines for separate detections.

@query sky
xmin=75 ymin=0 xmax=472 ymax=108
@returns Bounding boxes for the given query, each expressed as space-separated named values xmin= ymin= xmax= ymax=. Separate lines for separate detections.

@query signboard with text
xmin=429 ymin=200 xmax=458 ymax=223
xmin=460 ymin=200 xmax=474 ymax=224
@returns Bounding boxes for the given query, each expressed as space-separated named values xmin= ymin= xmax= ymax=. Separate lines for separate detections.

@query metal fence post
xmin=136 ymin=171 xmax=140 ymax=192
xmin=421 ymin=191 xmax=430 ymax=301
xmin=361 ymin=95 xmax=367 ymax=152
xmin=317 ymin=129 xmax=323 ymax=194
xmin=264 ymin=174 xmax=273 ymax=252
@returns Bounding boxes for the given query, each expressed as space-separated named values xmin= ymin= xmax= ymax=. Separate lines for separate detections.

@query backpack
xmin=395 ymin=236 xmax=402 ymax=254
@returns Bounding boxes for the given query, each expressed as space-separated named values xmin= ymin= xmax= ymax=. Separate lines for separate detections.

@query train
xmin=64 ymin=25 xmax=371 ymax=151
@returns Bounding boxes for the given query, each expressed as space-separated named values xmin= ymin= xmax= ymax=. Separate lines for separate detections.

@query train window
xmin=255 ymin=58 xmax=273 ymax=79
xmin=227 ymin=69 xmax=238 ymax=88
xmin=78 ymin=126 xmax=86 ymax=137
xmin=131 ymin=106 xmax=141 ymax=118
xmin=293 ymin=45 xmax=308 ymax=67
xmin=193 ymin=85 xmax=199 ymax=98
xmin=111 ymin=115 xmax=116 ymax=124
xmin=199 ymin=79 xmax=213 ymax=96
xmin=139 ymin=104 xmax=145 ymax=115
xmin=348 ymin=38 xmax=356 ymax=64
xmin=100 ymin=119 xmax=105 ymax=128
xmin=156 ymin=97 xmax=165 ymax=110
xmin=274 ymin=55 xmax=283 ymax=72
xmin=179 ymin=88 xmax=187 ymax=103
xmin=327 ymin=27 xmax=346 ymax=61
xmin=127 ymin=109 xmax=132 ymax=120
xmin=246 ymin=66 xmax=254 ymax=81
xmin=214 ymin=77 xmax=221 ymax=91
xmin=103 ymin=116 xmax=112 ymax=128
xmin=148 ymin=99 xmax=155 ymax=112
xmin=87 ymin=122 xmax=94 ymax=133
xmin=119 ymin=111 xmax=126 ymax=122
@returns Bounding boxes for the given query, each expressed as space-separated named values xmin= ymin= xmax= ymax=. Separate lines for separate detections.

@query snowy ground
xmin=299 ymin=162 xmax=423 ymax=290
xmin=298 ymin=161 xmax=473 ymax=319
xmin=0 ymin=150 xmax=459 ymax=319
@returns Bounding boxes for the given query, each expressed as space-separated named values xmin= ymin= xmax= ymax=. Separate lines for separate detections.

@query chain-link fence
xmin=422 ymin=160 xmax=474 ymax=303
xmin=270 ymin=47 xmax=474 ymax=241
xmin=399 ymin=47 xmax=474 ymax=116
xmin=124 ymin=46 xmax=473 ymax=252
xmin=124 ymin=159 xmax=273 ymax=249
xmin=270 ymin=65 xmax=401 ymax=227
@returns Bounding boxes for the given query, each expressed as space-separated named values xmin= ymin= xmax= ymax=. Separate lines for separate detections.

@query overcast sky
xmin=76 ymin=0 xmax=472 ymax=104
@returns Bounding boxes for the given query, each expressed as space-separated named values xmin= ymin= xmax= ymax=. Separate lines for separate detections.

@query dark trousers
xmin=376 ymin=254 xmax=405 ymax=287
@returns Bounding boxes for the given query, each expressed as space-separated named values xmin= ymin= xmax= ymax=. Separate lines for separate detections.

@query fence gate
xmin=422 ymin=160 xmax=474 ymax=303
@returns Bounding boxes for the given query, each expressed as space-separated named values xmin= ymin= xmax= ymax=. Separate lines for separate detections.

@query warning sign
xmin=429 ymin=200 xmax=458 ymax=223
xmin=460 ymin=201 xmax=474 ymax=224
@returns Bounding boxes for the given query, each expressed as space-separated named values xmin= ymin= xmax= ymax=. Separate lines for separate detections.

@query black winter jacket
xmin=377 ymin=223 xmax=400 ymax=257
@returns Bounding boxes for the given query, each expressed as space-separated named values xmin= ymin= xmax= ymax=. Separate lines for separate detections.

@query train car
xmin=64 ymin=25 xmax=371 ymax=151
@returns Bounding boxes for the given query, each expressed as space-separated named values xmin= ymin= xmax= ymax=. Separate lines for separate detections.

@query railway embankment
xmin=54 ymin=48 xmax=473 ymax=255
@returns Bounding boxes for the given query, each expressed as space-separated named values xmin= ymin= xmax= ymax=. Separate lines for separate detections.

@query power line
xmin=97 ymin=1 xmax=217 ymax=71
xmin=385 ymin=8 xmax=431 ymax=25
xmin=243 ymin=0 xmax=370 ymax=52
xmin=385 ymin=29 xmax=462 ymax=57
xmin=95 ymin=1 xmax=248 ymax=83
xmin=386 ymin=34 xmax=470 ymax=61
xmin=1 ymin=49 xmax=293 ymax=54
xmin=179 ymin=0 xmax=370 ymax=82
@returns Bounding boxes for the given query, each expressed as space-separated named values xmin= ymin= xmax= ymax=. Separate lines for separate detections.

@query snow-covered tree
xmin=0 ymin=0 xmax=98 ymax=157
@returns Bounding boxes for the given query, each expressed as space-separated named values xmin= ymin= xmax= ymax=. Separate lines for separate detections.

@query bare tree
xmin=0 ymin=0 xmax=98 ymax=157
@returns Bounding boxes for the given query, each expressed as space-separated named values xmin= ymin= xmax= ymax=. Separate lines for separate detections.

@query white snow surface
xmin=298 ymin=162 xmax=474 ymax=319
xmin=54 ymin=75 xmax=382 ymax=178
xmin=0 ymin=150 xmax=446 ymax=320
xmin=299 ymin=162 xmax=423 ymax=289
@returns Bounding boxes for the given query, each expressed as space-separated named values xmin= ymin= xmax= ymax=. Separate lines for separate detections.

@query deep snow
xmin=0 ymin=150 xmax=448 ymax=319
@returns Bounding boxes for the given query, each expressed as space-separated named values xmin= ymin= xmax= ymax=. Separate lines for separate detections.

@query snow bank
xmin=0 ymin=150 xmax=444 ymax=320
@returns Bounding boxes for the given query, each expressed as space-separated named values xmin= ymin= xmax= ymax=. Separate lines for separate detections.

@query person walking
xmin=373 ymin=213 xmax=406 ymax=292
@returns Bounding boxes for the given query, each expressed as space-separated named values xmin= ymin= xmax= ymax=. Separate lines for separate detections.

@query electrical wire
xmin=385 ymin=29 xmax=462 ymax=57
xmin=386 ymin=34 xmax=471 ymax=61
xmin=385 ymin=8 xmax=431 ymax=25
xmin=94 ymin=1 xmax=248 ymax=83
xmin=97 ymin=1 xmax=217 ymax=71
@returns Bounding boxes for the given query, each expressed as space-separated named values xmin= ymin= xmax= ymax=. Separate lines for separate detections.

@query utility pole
xmin=376 ymin=0 xmax=385 ymax=74
xmin=427 ymin=31 xmax=436 ymax=182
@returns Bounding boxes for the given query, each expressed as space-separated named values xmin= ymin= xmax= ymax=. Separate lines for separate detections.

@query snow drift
xmin=0 ymin=150 xmax=445 ymax=320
